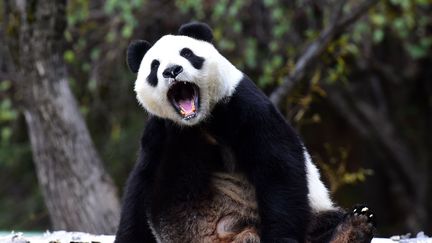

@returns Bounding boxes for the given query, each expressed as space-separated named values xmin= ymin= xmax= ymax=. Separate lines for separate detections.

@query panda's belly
xmin=152 ymin=172 xmax=260 ymax=243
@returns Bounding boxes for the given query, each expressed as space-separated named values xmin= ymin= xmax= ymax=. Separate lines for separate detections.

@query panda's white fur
xmin=133 ymin=33 xmax=335 ymax=213
xmin=134 ymin=35 xmax=243 ymax=126
xmin=304 ymin=150 xmax=335 ymax=212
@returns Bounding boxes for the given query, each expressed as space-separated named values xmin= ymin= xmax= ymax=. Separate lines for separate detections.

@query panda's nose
xmin=163 ymin=65 xmax=183 ymax=78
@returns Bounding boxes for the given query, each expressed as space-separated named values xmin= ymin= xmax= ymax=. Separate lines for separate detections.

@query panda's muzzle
xmin=167 ymin=80 xmax=200 ymax=120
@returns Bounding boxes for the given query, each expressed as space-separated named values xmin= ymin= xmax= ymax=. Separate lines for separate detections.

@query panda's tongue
xmin=179 ymin=98 xmax=195 ymax=115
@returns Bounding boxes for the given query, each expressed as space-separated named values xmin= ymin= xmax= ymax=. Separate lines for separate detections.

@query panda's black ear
xmin=178 ymin=22 xmax=213 ymax=43
xmin=127 ymin=40 xmax=152 ymax=73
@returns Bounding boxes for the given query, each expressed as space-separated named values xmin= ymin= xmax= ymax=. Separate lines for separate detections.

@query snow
xmin=0 ymin=231 xmax=431 ymax=243
xmin=0 ymin=231 xmax=114 ymax=243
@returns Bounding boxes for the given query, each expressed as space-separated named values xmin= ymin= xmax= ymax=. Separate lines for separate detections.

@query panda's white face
xmin=134 ymin=35 xmax=243 ymax=126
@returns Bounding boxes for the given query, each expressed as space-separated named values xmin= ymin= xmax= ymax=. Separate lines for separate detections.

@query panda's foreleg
xmin=114 ymin=163 xmax=157 ymax=243
xmin=115 ymin=117 xmax=166 ymax=243
xmin=241 ymin=145 xmax=310 ymax=243
xmin=212 ymin=129 xmax=310 ymax=243
xmin=209 ymin=78 xmax=311 ymax=242
xmin=229 ymin=116 xmax=310 ymax=241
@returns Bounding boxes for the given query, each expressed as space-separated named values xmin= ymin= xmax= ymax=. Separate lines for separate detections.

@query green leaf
xmin=264 ymin=0 xmax=276 ymax=7
xmin=271 ymin=8 xmax=284 ymax=21
xmin=0 ymin=99 xmax=17 ymax=121
xmin=88 ymin=79 xmax=97 ymax=91
xmin=1 ymin=127 xmax=12 ymax=143
xmin=63 ymin=50 xmax=75 ymax=63
xmin=269 ymin=41 xmax=279 ymax=52
xmin=245 ymin=39 xmax=257 ymax=68
xmin=90 ymin=48 xmax=101 ymax=61
xmin=371 ymin=14 xmax=386 ymax=26
xmin=82 ymin=62 xmax=91 ymax=72
xmin=373 ymin=29 xmax=384 ymax=43
xmin=233 ymin=22 xmax=242 ymax=33
xmin=106 ymin=31 xmax=116 ymax=43
xmin=406 ymin=43 xmax=428 ymax=59
xmin=122 ymin=25 xmax=133 ymax=38
xmin=416 ymin=0 xmax=429 ymax=5
xmin=0 ymin=80 xmax=11 ymax=91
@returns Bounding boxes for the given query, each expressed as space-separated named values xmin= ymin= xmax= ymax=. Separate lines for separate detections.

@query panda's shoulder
xmin=226 ymin=75 xmax=274 ymax=114
xmin=209 ymin=75 xmax=282 ymax=135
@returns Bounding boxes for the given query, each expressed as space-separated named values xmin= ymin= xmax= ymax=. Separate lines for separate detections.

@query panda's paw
xmin=329 ymin=205 xmax=376 ymax=243
xmin=349 ymin=205 xmax=376 ymax=228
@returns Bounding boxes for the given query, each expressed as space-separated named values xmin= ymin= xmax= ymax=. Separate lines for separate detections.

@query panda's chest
xmin=148 ymin=132 xmax=260 ymax=243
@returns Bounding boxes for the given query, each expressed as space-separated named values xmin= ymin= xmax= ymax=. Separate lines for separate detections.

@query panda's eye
xmin=180 ymin=48 xmax=193 ymax=58
xmin=151 ymin=60 xmax=160 ymax=69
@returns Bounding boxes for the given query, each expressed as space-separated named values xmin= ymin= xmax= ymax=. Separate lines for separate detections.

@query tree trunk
xmin=3 ymin=0 xmax=120 ymax=233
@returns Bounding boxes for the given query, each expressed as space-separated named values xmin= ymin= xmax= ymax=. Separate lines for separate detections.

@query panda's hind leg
xmin=307 ymin=205 xmax=376 ymax=243
xmin=329 ymin=205 xmax=376 ymax=243
xmin=307 ymin=209 xmax=345 ymax=243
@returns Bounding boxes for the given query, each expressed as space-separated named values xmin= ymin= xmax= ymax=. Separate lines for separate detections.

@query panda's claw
xmin=349 ymin=204 xmax=376 ymax=227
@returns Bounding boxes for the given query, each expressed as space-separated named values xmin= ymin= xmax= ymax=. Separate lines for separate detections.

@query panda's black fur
xmin=115 ymin=22 xmax=375 ymax=243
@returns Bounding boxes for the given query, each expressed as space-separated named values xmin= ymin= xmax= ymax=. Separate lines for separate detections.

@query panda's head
xmin=127 ymin=22 xmax=243 ymax=126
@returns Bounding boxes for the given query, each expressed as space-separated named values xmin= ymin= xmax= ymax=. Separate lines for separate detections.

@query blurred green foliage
xmin=1 ymin=0 xmax=431 ymax=234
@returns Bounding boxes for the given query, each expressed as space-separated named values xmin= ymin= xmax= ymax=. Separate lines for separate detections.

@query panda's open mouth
xmin=167 ymin=81 xmax=200 ymax=120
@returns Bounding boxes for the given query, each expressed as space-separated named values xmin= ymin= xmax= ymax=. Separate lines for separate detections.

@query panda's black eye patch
xmin=180 ymin=48 xmax=204 ymax=69
xmin=180 ymin=48 xmax=193 ymax=58
xmin=147 ymin=59 xmax=159 ymax=87
xmin=151 ymin=60 xmax=160 ymax=69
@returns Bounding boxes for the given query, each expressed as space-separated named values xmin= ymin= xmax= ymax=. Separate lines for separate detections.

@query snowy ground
xmin=0 ymin=231 xmax=431 ymax=243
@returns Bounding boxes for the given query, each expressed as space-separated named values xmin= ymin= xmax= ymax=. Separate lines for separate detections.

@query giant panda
xmin=115 ymin=22 xmax=375 ymax=243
